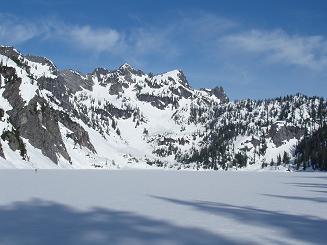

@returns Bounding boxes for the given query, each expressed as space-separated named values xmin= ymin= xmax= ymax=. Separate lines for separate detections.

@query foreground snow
xmin=0 ymin=170 xmax=326 ymax=244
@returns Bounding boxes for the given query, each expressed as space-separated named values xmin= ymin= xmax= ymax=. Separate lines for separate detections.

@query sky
xmin=0 ymin=0 xmax=327 ymax=100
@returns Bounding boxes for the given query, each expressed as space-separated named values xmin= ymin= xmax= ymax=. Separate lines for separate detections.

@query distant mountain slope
xmin=294 ymin=124 xmax=327 ymax=170
xmin=0 ymin=46 xmax=326 ymax=170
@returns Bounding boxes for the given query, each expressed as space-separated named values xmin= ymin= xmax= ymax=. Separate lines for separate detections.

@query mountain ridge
xmin=0 ymin=45 xmax=326 ymax=170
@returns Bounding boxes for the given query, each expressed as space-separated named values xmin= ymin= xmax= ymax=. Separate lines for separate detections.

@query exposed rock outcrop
xmin=0 ymin=46 xmax=326 ymax=170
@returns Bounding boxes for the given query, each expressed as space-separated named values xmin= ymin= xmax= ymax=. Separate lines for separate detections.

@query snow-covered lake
xmin=0 ymin=170 xmax=326 ymax=244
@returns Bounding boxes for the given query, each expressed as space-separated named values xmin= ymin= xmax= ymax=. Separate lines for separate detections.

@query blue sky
xmin=1 ymin=0 xmax=327 ymax=99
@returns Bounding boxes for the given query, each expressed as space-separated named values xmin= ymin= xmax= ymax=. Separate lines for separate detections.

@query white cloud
xmin=119 ymin=13 xmax=238 ymax=61
xmin=221 ymin=29 xmax=327 ymax=70
xmin=1 ymin=12 xmax=327 ymax=72
xmin=0 ymin=14 xmax=123 ymax=54
xmin=64 ymin=25 xmax=121 ymax=53
xmin=0 ymin=14 xmax=41 ymax=44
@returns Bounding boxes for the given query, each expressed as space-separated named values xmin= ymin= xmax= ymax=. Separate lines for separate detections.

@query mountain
xmin=0 ymin=46 xmax=326 ymax=170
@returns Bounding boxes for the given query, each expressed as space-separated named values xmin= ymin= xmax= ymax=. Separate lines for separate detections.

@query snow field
xmin=0 ymin=170 xmax=326 ymax=244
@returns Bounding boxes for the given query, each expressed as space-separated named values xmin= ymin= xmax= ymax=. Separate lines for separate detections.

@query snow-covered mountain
xmin=0 ymin=46 xmax=326 ymax=170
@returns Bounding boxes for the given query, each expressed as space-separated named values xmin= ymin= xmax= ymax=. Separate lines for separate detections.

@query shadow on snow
xmin=0 ymin=199 xmax=246 ymax=245
xmin=261 ymin=194 xmax=327 ymax=204
xmin=151 ymin=195 xmax=327 ymax=244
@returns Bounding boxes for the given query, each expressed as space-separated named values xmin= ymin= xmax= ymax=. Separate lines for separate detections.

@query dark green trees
xmin=295 ymin=124 xmax=327 ymax=170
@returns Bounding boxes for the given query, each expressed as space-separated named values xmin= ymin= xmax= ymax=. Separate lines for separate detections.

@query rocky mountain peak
xmin=0 ymin=46 xmax=326 ymax=170
xmin=119 ymin=63 xmax=132 ymax=70
xmin=118 ymin=63 xmax=145 ymax=77
xmin=176 ymin=70 xmax=190 ymax=88
xmin=92 ymin=67 xmax=110 ymax=76
xmin=59 ymin=69 xmax=93 ymax=92
xmin=25 ymin=55 xmax=57 ymax=71
xmin=0 ymin=46 xmax=21 ymax=60
xmin=211 ymin=86 xmax=229 ymax=103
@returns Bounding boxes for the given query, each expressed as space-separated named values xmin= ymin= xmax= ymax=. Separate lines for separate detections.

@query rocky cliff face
xmin=0 ymin=46 xmax=326 ymax=169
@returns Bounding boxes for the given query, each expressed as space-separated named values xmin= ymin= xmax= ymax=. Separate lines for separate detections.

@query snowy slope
xmin=0 ymin=46 xmax=326 ymax=169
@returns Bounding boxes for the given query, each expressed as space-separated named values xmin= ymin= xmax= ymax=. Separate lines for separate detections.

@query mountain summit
xmin=0 ymin=46 xmax=326 ymax=170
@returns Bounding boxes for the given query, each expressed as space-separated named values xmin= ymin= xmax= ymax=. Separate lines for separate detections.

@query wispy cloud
xmin=1 ymin=12 xmax=327 ymax=72
xmin=63 ymin=25 xmax=121 ymax=53
xmin=0 ymin=13 xmax=237 ymax=57
xmin=221 ymin=29 xmax=327 ymax=70
xmin=0 ymin=14 xmax=41 ymax=44
xmin=120 ymin=13 xmax=238 ymax=62
xmin=0 ymin=14 xmax=123 ymax=54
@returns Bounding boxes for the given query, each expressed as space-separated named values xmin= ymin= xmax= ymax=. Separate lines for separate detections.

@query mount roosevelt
xmin=0 ymin=46 xmax=326 ymax=170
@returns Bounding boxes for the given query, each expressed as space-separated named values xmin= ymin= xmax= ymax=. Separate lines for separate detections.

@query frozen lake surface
xmin=0 ymin=170 xmax=326 ymax=244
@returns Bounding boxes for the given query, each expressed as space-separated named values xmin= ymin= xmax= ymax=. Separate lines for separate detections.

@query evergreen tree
xmin=270 ymin=159 xmax=274 ymax=167
xmin=295 ymin=124 xmax=327 ymax=170
xmin=282 ymin=151 xmax=290 ymax=165
xmin=277 ymin=154 xmax=282 ymax=166
xmin=234 ymin=152 xmax=247 ymax=168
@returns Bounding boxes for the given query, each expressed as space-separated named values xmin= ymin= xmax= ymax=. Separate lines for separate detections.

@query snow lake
xmin=0 ymin=170 xmax=326 ymax=244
